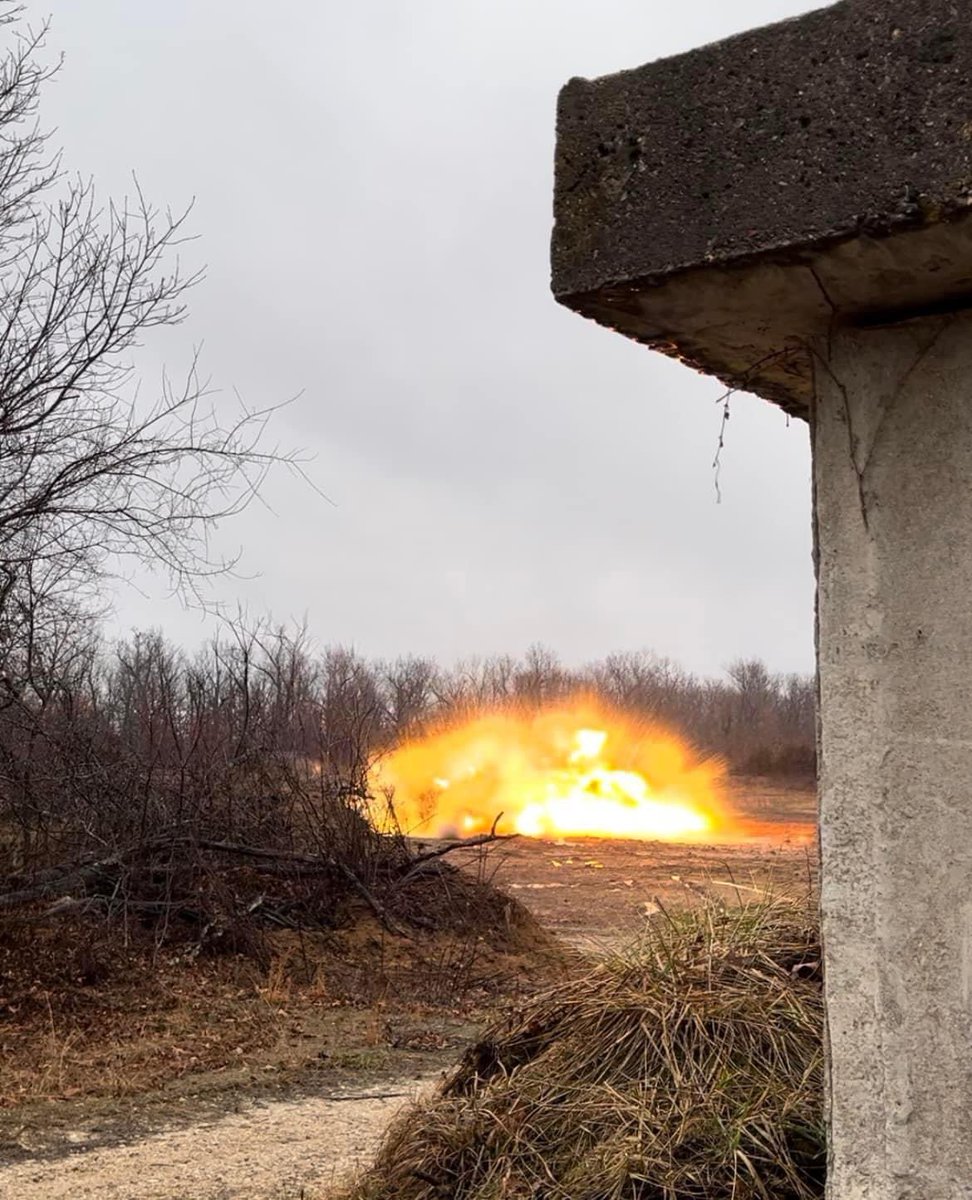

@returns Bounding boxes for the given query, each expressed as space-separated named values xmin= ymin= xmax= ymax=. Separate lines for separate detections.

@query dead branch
xmin=399 ymin=817 xmax=516 ymax=884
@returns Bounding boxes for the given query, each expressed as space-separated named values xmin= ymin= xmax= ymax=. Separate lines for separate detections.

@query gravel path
xmin=0 ymin=1077 xmax=436 ymax=1200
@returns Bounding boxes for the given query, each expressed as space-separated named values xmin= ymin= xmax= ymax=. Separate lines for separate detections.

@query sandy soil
xmin=0 ymin=1074 xmax=439 ymax=1199
xmin=0 ymin=777 xmax=816 ymax=1199
xmin=490 ymin=776 xmax=817 ymax=950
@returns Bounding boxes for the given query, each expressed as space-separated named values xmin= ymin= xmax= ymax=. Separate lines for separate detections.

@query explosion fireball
xmin=370 ymin=702 xmax=731 ymax=842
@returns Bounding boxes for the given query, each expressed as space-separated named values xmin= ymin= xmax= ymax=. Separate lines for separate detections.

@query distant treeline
xmin=0 ymin=621 xmax=815 ymax=956
xmin=0 ymin=623 xmax=816 ymax=827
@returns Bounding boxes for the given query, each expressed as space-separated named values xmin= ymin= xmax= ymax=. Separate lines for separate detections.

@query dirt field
xmin=491 ymin=776 xmax=816 ymax=949
xmin=0 ymin=778 xmax=816 ymax=1200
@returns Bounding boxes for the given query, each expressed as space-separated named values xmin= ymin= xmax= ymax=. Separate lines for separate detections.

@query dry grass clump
xmin=341 ymin=900 xmax=824 ymax=1200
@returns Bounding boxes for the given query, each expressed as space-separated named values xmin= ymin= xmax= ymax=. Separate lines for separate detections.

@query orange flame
xmin=369 ymin=702 xmax=731 ymax=842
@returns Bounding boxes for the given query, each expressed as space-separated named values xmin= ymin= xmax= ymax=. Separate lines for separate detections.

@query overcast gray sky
xmin=41 ymin=0 xmax=823 ymax=677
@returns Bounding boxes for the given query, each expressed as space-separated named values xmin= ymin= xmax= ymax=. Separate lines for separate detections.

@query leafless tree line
xmin=0 ymin=622 xmax=522 ymax=954
xmin=0 ymin=625 xmax=815 ymax=875
xmin=422 ymin=644 xmax=816 ymax=777
xmin=0 ymin=622 xmax=813 ymax=946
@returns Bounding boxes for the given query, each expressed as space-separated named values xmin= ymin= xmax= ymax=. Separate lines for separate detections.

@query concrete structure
xmin=551 ymin=2 xmax=972 ymax=1196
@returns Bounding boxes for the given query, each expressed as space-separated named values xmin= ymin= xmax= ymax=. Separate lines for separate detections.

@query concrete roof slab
xmin=551 ymin=0 xmax=972 ymax=418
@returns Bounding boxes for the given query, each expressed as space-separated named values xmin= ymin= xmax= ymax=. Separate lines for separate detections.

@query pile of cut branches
xmin=0 ymin=791 xmax=520 ymax=961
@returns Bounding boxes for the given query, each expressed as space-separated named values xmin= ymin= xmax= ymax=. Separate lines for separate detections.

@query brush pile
xmin=342 ymin=901 xmax=825 ymax=1200
xmin=0 ymin=802 xmax=523 ymax=962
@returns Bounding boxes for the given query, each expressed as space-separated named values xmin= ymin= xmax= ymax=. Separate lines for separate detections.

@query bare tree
xmin=513 ymin=643 xmax=567 ymax=705
xmin=320 ymin=647 xmax=385 ymax=777
xmin=0 ymin=7 xmax=301 ymax=657
xmin=382 ymin=655 xmax=439 ymax=735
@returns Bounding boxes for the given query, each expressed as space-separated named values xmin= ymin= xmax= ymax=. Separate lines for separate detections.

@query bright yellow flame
xmin=369 ymin=702 xmax=731 ymax=842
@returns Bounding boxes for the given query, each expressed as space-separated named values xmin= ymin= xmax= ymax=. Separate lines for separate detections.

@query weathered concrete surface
xmin=551 ymin=0 xmax=972 ymax=418
xmin=815 ymin=310 xmax=972 ymax=1198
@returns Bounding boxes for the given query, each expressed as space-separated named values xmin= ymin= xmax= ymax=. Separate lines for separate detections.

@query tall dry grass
xmin=341 ymin=899 xmax=825 ymax=1200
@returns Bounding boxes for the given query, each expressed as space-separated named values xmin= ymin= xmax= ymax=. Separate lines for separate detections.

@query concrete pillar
xmin=814 ymin=313 xmax=972 ymax=1196
xmin=548 ymin=1 xmax=972 ymax=1194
